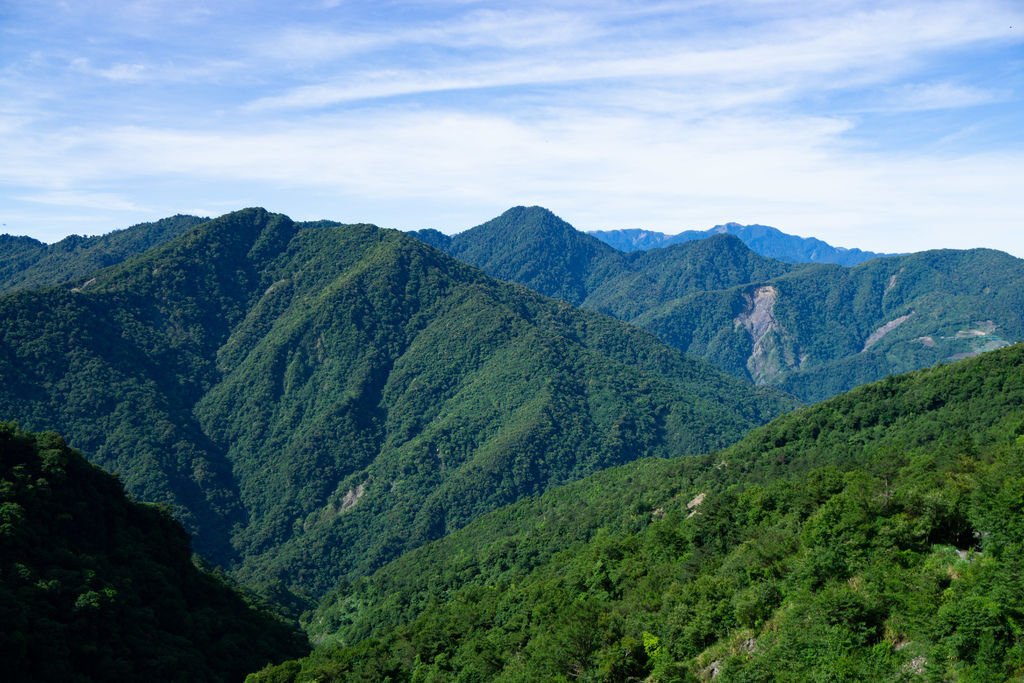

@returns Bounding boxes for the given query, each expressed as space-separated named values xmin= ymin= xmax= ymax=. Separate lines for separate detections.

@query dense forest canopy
xmin=418 ymin=206 xmax=1024 ymax=401
xmin=0 ymin=208 xmax=792 ymax=612
xmin=0 ymin=423 xmax=306 ymax=682
xmin=3 ymin=207 xmax=1023 ymax=681
xmin=252 ymin=344 xmax=1024 ymax=681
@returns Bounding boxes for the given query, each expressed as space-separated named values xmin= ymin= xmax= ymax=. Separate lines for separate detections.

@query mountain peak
xmin=437 ymin=206 xmax=622 ymax=304
xmin=500 ymin=205 xmax=558 ymax=218
xmin=485 ymin=205 xmax=576 ymax=237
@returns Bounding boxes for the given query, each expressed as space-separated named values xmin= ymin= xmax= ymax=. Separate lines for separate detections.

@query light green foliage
xmin=641 ymin=248 xmax=1024 ymax=401
xmin=0 ymin=215 xmax=207 ymax=293
xmin=254 ymin=345 xmax=1024 ymax=681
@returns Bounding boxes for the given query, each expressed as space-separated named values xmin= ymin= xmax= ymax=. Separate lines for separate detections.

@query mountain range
xmin=3 ymin=206 xmax=1024 ymax=681
xmin=0 ymin=208 xmax=791 ymax=610
xmin=0 ymin=215 xmax=208 ymax=294
xmin=0 ymin=422 xmax=305 ymax=681
xmin=414 ymin=206 xmax=1024 ymax=401
xmin=588 ymin=222 xmax=893 ymax=266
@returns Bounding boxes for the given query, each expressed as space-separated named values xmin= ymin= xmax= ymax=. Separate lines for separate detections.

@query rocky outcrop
xmin=735 ymin=286 xmax=798 ymax=384
xmin=862 ymin=311 xmax=914 ymax=352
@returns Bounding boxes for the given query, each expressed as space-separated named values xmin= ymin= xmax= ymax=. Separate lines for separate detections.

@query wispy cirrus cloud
xmin=246 ymin=1 xmax=1022 ymax=112
xmin=265 ymin=8 xmax=603 ymax=65
xmin=872 ymin=82 xmax=1005 ymax=112
xmin=17 ymin=190 xmax=146 ymax=212
xmin=3 ymin=105 xmax=1021 ymax=251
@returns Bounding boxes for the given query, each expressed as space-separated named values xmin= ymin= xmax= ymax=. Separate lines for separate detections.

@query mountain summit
xmin=444 ymin=206 xmax=625 ymax=305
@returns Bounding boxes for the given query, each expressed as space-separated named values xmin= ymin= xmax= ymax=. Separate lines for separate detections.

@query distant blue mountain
xmin=589 ymin=223 xmax=894 ymax=266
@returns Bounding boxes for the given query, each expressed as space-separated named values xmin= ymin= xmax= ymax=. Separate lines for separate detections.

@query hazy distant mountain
xmin=416 ymin=207 xmax=795 ymax=309
xmin=416 ymin=206 xmax=1024 ymax=401
xmin=589 ymin=223 xmax=893 ymax=266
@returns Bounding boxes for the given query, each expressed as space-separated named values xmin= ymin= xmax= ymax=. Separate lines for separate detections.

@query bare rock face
xmin=862 ymin=311 xmax=914 ymax=352
xmin=339 ymin=482 xmax=366 ymax=512
xmin=735 ymin=285 xmax=797 ymax=384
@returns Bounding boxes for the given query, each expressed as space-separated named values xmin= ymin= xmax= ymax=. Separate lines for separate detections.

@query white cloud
xmin=265 ymin=8 xmax=601 ymax=65
xmin=246 ymin=1 xmax=1024 ymax=112
xmin=1 ymin=0 xmax=1021 ymax=253
xmin=2 ymin=104 xmax=1021 ymax=252
xmin=17 ymin=190 xmax=146 ymax=212
xmin=66 ymin=56 xmax=244 ymax=85
xmin=875 ymin=82 xmax=1003 ymax=112
xmin=70 ymin=58 xmax=148 ymax=82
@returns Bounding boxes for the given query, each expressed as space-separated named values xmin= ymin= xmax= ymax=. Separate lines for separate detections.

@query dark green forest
xmin=0 ymin=423 xmax=306 ymax=682
xmin=252 ymin=343 xmax=1024 ymax=681
xmin=0 ymin=214 xmax=208 ymax=293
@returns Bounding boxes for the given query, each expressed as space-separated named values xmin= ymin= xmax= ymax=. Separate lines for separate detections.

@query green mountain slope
xmin=0 ymin=423 xmax=305 ymax=682
xmin=445 ymin=206 xmax=627 ymax=305
xmin=0 ymin=214 xmax=208 ymax=293
xmin=419 ymin=207 xmax=1024 ymax=401
xmin=640 ymin=248 xmax=1024 ymax=401
xmin=254 ymin=343 xmax=1024 ymax=682
xmin=429 ymin=207 xmax=793 ymax=312
xmin=584 ymin=234 xmax=794 ymax=320
xmin=0 ymin=208 xmax=792 ymax=607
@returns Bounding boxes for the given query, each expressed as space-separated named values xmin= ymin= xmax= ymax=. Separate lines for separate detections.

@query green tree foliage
xmin=0 ymin=423 xmax=306 ymax=682
xmin=417 ymin=206 xmax=1024 ymax=401
xmin=446 ymin=205 xmax=628 ymax=306
xmin=640 ymin=247 xmax=1024 ymax=401
xmin=0 ymin=208 xmax=793 ymax=609
xmin=0 ymin=214 xmax=208 ymax=293
xmin=433 ymin=206 xmax=792 ymax=314
xmin=253 ymin=344 xmax=1024 ymax=681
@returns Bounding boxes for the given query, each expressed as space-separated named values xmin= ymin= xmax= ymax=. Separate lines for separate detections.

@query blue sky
xmin=1 ymin=1 xmax=1022 ymax=254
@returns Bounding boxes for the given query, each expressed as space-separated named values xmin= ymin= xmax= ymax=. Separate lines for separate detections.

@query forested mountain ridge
xmin=412 ymin=207 xmax=797 ymax=310
xmin=640 ymin=246 xmax=1024 ymax=400
xmin=443 ymin=205 xmax=627 ymax=305
xmin=0 ymin=214 xmax=208 ymax=293
xmin=0 ymin=209 xmax=303 ymax=565
xmin=0 ymin=208 xmax=793 ymax=609
xmin=589 ymin=222 xmax=892 ymax=265
xmin=0 ymin=422 xmax=306 ymax=682
xmin=253 ymin=343 xmax=1024 ymax=682
xmin=417 ymin=206 xmax=1024 ymax=401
